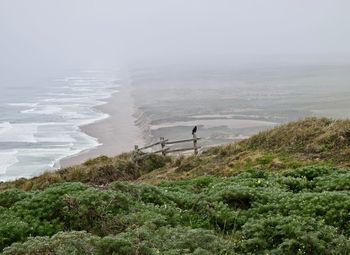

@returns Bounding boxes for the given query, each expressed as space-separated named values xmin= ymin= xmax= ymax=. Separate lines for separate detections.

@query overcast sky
xmin=1 ymin=0 xmax=350 ymax=76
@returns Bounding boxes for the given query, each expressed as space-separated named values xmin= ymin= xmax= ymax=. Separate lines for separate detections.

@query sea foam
xmin=0 ymin=70 xmax=120 ymax=181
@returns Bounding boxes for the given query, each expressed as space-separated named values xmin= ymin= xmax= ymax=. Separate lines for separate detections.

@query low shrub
xmin=2 ymin=231 xmax=98 ymax=255
xmin=1 ymin=166 xmax=350 ymax=254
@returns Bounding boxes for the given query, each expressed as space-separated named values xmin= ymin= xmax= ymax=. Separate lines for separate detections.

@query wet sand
xmin=60 ymin=83 xmax=144 ymax=168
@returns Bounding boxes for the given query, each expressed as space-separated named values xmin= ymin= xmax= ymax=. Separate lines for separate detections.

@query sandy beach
xmin=60 ymin=83 xmax=144 ymax=168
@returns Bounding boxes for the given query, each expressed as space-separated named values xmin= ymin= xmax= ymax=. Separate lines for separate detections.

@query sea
xmin=0 ymin=70 xmax=120 ymax=181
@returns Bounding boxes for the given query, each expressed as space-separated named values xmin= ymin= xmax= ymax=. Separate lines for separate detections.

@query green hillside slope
xmin=0 ymin=118 xmax=350 ymax=254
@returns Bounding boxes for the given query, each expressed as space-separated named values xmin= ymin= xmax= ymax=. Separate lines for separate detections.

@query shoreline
xmin=59 ymin=83 xmax=144 ymax=168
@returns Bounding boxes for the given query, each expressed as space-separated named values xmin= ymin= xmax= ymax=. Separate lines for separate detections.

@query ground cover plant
xmin=1 ymin=165 xmax=349 ymax=254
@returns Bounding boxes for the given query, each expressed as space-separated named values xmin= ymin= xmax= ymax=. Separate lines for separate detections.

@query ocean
xmin=0 ymin=70 xmax=119 ymax=181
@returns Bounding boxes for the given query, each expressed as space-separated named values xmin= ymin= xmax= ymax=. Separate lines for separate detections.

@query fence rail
xmin=165 ymin=138 xmax=199 ymax=145
xmin=132 ymin=132 xmax=201 ymax=164
xmin=138 ymin=139 xmax=168 ymax=150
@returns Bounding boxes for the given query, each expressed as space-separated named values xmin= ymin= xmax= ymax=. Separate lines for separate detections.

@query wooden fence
xmin=132 ymin=133 xmax=201 ymax=163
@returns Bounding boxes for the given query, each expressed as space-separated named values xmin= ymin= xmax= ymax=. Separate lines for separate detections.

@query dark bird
xmin=192 ymin=126 xmax=197 ymax=135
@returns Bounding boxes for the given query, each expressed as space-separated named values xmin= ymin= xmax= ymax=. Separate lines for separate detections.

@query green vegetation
xmin=0 ymin=118 xmax=350 ymax=254
xmin=1 ymin=166 xmax=350 ymax=254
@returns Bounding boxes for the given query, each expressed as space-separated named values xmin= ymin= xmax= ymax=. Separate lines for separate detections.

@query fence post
xmin=160 ymin=137 xmax=166 ymax=156
xmin=193 ymin=133 xmax=198 ymax=155
xmin=133 ymin=145 xmax=140 ymax=168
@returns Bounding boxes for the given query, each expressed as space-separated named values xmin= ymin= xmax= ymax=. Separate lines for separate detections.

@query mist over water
xmin=1 ymin=0 xmax=350 ymax=76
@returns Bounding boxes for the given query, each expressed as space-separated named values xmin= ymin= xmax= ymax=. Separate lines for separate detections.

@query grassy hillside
xmin=0 ymin=118 xmax=350 ymax=254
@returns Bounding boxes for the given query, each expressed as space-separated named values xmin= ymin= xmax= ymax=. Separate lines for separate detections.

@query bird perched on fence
xmin=192 ymin=126 xmax=197 ymax=135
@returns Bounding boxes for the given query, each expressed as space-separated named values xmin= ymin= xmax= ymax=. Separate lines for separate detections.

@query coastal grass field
xmin=1 ymin=118 xmax=350 ymax=254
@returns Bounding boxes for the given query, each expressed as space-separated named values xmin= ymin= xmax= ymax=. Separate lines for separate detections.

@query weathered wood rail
xmin=132 ymin=133 xmax=201 ymax=163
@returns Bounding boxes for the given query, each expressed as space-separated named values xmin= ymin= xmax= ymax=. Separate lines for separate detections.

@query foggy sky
xmin=1 ymin=0 xmax=350 ymax=77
